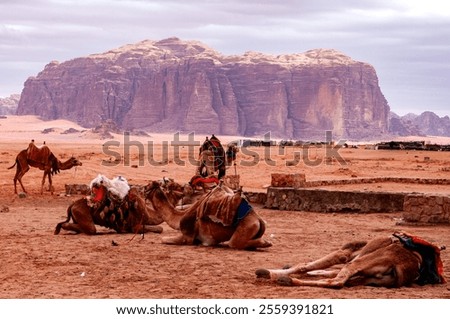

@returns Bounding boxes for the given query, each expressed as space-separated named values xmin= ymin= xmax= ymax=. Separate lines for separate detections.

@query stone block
xmin=65 ymin=184 xmax=89 ymax=195
xmin=271 ymin=173 xmax=306 ymax=188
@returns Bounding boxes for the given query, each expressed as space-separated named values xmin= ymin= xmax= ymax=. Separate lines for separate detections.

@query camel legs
xmin=12 ymin=162 xmax=54 ymax=195
xmin=161 ymin=220 xmax=272 ymax=249
xmin=279 ymin=248 xmax=403 ymax=288
xmin=14 ymin=166 xmax=29 ymax=194
xmin=41 ymin=170 xmax=53 ymax=194
xmin=225 ymin=213 xmax=272 ymax=250
xmin=55 ymin=220 xmax=97 ymax=235
xmin=255 ymin=242 xmax=364 ymax=281
xmin=55 ymin=217 xmax=97 ymax=234
xmin=161 ymin=234 xmax=195 ymax=245
xmin=11 ymin=155 xmax=32 ymax=194
xmin=55 ymin=205 xmax=97 ymax=235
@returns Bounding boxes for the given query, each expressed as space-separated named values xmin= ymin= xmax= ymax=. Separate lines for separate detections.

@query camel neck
xmin=58 ymin=159 xmax=74 ymax=170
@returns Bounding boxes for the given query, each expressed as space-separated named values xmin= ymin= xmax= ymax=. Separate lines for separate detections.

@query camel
xmin=255 ymin=232 xmax=446 ymax=288
xmin=197 ymin=135 xmax=226 ymax=179
xmin=226 ymin=143 xmax=239 ymax=166
xmin=144 ymin=181 xmax=272 ymax=250
xmin=54 ymin=180 xmax=163 ymax=235
xmin=8 ymin=142 xmax=82 ymax=194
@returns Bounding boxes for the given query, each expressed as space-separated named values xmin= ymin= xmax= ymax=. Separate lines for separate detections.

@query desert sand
xmin=0 ymin=115 xmax=449 ymax=299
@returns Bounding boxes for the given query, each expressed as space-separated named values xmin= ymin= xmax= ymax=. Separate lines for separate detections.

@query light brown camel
xmin=144 ymin=181 xmax=272 ymax=250
xmin=255 ymin=232 xmax=446 ymax=288
xmin=158 ymin=178 xmax=189 ymax=206
xmin=54 ymin=185 xmax=163 ymax=235
xmin=8 ymin=144 xmax=82 ymax=194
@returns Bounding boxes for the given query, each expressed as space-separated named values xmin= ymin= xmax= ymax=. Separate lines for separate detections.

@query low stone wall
xmin=264 ymin=173 xmax=450 ymax=224
xmin=303 ymin=177 xmax=450 ymax=188
xmin=244 ymin=191 xmax=267 ymax=204
xmin=265 ymin=187 xmax=405 ymax=213
xmin=271 ymin=173 xmax=305 ymax=188
xmin=403 ymin=194 xmax=450 ymax=224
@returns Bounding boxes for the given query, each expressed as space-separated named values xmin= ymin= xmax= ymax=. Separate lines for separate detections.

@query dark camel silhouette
xmin=197 ymin=135 xmax=226 ymax=179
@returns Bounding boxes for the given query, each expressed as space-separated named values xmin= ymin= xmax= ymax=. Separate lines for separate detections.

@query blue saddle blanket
xmin=233 ymin=199 xmax=252 ymax=226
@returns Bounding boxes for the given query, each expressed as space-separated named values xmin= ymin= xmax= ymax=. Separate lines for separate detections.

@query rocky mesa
xmin=17 ymin=37 xmax=390 ymax=139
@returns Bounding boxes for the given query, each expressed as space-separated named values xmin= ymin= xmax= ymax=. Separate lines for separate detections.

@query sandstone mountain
xmin=389 ymin=111 xmax=450 ymax=137
xmin=0 ymin=94 xmax=20 ymax=115
xmin=17 ymin=37 xmax=390 ymax=139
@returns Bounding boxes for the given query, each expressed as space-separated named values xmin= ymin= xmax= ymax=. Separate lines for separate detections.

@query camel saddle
xmin=393 ymin=232 xmax=446 ymax=285
xmin=197 ymin=187 xmax=252 ymax=226
xmin=190 ymin=175 xmax=219 ymax=187
xmin=209 ymin=135 xmax=222 ymax=149
xmin=27 ymin=142 xmax=52 ymax=165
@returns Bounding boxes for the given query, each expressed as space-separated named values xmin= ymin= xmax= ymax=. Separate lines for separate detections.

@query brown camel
xmin=198 ymin=135 xmax=226 ymax=179
xmin=255 ymin=232 xmax=446 ymax=288
xmin=8 ymin=143 xmax=82 ymax=194
xmin=144 ymin=181 xmax=272 ymax=250
xmin=54 ymin=184 xmax=163 ymax=235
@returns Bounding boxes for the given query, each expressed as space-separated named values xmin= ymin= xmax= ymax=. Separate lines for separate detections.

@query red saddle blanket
xmin=394 ymin=232 xmax=446 ymax=285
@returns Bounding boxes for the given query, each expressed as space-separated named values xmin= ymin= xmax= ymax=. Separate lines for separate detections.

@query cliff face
xmin=17 ymin=37 xmax=390 ymax=139
xmin=0 ymin=94 xmax=20 ymax=115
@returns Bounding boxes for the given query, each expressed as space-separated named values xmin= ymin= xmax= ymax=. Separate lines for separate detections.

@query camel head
xmin=57 ymin=156 xmax=83 ymax=172
xmin=63 ymin=156 xmax=82 ymax=167
xmin=145 ymin=180 xmax=176 ymax=202
xmin=70 ymin=156 xmax=83 ymax=167
xmin=144 ymin=181 xmax=162 ymax=196
xmin=163 ymin=180 xmax=189 ymax=197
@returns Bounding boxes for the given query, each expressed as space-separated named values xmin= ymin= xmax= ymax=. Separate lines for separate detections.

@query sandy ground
xmin=1 ymin=115 xmax=450 ymax=299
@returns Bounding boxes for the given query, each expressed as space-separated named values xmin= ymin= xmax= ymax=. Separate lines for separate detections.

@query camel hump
xmin=26 ymin=142 xmax=52 ymax=164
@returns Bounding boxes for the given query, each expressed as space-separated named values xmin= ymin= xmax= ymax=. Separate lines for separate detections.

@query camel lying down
xmin=256 ymin=232 xmax=446 ymax=288
xmin=55 ymin=181 xmax=163 ymax=235
xmin=145 ymin=181 xmax=272 ymax=250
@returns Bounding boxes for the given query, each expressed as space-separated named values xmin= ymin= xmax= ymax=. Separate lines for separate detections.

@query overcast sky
xmin=1 ymin=0 xmax=449 ymax=117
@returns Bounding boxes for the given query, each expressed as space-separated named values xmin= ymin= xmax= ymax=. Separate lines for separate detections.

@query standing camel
xmin=8 ymin=142 xmax=82 ymax=194
xmin=197 ymin=135 xmax=226 ymax=179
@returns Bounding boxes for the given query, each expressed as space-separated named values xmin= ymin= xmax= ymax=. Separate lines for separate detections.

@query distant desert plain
xmin=1 ymin=115 xmax=449 ymax=299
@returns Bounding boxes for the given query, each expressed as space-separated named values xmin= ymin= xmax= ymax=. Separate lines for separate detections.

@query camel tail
xmin=7 ymin=161 xmax=17 ymax=170
xmin=54 ymin=204 xmax=73 ymax=235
